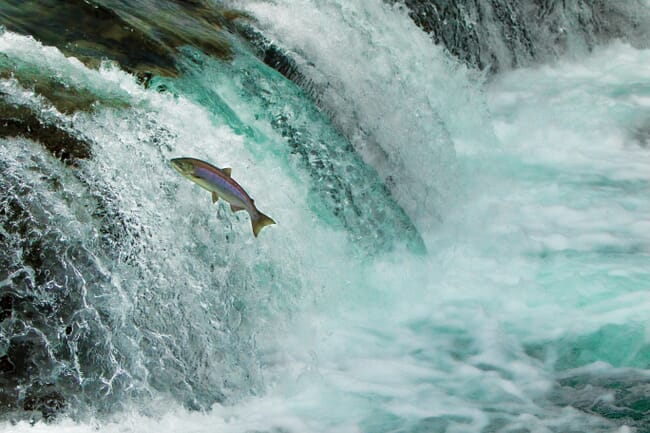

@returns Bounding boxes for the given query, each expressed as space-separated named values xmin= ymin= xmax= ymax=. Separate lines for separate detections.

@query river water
xmin=1 ymin=1 xmax=649 ymax=432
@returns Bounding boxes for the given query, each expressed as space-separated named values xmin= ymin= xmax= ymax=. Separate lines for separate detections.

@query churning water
xmin=1 ymin=1 xmax=649 ymax=432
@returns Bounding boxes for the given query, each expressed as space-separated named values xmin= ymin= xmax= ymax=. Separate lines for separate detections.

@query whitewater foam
xmin=238 ymin=0 xmax=495 ymax=231
xmin=2 ymin=10 xmax=650 ymax=433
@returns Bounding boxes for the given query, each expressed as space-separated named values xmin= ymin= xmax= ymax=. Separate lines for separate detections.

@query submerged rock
xmin=0 ymin=97 xmax=92 ymax=164
xmin=0 ymin=141 xmax=151 ymax=420
xmin=633 ymin=123 xmax=650 ymax=147
xmin=0 ymin=0 xmax=243 ymax=77
xmin=0 ymin=52 xmax=130 ymax=114
xmin=552 ymin=369 xmax=650 ymax=433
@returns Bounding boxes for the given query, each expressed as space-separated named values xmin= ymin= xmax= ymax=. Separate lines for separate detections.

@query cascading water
xmin=239 ymin=1 xmax=490 ymax=232
xmin=1 ymin=1 xmax=649 ymax=432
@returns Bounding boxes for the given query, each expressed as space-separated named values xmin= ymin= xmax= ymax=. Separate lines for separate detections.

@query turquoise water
xmin=1 ymin=2 xmax=650 ymax=432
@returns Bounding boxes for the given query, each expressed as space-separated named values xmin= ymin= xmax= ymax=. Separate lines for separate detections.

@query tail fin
xmin=251 ymin=210 xmax=276 ymax=237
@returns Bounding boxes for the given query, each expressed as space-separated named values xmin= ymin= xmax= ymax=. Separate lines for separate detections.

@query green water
xmin=0 ymin=1 xmax=649 ymax=431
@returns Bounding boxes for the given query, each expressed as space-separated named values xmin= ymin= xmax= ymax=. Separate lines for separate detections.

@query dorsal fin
xmin=222 ymin=167 xmax=232 ymax=177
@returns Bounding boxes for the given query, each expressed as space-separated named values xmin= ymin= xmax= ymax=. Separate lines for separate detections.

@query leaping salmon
xmin=170 ymin=157 xmax=275 ymax=237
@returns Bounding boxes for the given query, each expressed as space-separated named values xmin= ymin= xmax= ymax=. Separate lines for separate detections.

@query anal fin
xmin=212 ymin=192 xmax=219 ymax=203
xmin=230 ymin=203 xmax=246 ymax=213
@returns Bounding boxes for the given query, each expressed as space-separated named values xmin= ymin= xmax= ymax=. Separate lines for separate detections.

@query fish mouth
xmin=170 ymin=158 xmax=193 ymax=176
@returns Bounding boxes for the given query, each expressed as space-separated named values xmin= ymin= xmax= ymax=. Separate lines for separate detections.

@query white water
xmin=238 ymin=0 xmax=495 ymax=232
xmin=1 ymin=4 xmax=650 ymax=433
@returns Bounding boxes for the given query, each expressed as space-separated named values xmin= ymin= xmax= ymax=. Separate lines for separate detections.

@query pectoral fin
xmin=212 ymin=192 xmax=219 ymax=203
xmin=222 ymin=167 xmax=232 ymax=177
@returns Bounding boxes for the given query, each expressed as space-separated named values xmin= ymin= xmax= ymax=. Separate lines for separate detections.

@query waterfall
xmin=1 ymin=1 xmax=649 ymax=432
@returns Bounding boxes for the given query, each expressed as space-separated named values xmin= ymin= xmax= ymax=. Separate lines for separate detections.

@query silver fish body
xmin=171 ymin=157 xmax=275 ymax=237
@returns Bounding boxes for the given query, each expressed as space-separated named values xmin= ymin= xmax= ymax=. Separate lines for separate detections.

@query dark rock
xmin=23 ymin=386 xmax=66 ymax=421
xmin=0 ymin=0 xmax=242 ymax=77
xmin=552 ymin=369 xmax=650 ymax=432
xmin=0 ymin=98 xmax=92 ymax=164
xmin=398 ymin=0 xmax=650 ymax=73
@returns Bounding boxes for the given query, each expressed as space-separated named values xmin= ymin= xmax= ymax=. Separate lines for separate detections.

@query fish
xmin=170 ymin=157 xmax=275 ymax=237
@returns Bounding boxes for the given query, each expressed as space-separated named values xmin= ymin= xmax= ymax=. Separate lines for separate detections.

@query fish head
xmin=170 ymin=158 xmax=196 ymax=177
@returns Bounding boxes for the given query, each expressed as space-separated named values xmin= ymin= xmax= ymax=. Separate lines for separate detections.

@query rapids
xmin=1 ymin=1 xmax=649 ymax=432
